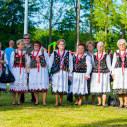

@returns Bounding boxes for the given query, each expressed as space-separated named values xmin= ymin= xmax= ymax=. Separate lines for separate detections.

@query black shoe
xmin=34 ymin=103 xmax=39 ymax=106
xmin=118 ymin=105 xmax=124 ymax=108
xmin=0 ymin=104 xmax=2 ymax=106
xmin=59 ymin=103 xmax=65 ymax=106
xmin=17 ymin=103 xmax=21 ymax=105
xmin=96 ymin=104 xmax=102 ymax=107
xmin=103 ymin=105 xmax=108 ymax=108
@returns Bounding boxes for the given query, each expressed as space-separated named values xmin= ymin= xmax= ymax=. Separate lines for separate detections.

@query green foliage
xmin=0 ymin=0 xmax=38 ymax=50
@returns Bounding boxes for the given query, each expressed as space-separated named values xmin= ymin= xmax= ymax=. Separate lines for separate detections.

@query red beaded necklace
xmin=17 ymin=49 xmax=23 ymax=74
xmin=97 ymin=52 xmax=103 ymax=83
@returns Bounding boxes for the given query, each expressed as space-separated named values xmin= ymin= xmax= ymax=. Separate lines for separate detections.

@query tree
xmin=93 ymin=0 xmax=114 ymax=50
xmin=0 ymin=0 xmax=38 ymax=49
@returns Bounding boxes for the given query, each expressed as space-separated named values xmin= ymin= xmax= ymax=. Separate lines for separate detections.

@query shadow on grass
xmin=62 ymin=118 xmax=127 ymax=127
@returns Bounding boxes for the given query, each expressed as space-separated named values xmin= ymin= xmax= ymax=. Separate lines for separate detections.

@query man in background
xmin=5 ymin=40 xmax=15 ymax=69
xmin=20 ymin=34 xmax=36 ymax=103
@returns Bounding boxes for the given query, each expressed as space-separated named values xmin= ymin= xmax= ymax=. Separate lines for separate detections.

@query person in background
xmin=85 ymin=41 xmax=96 ymax=105
xmin=22 ymin=34 xmax=36 ymax=103
xmin=112 ymin=39 xmax=127 ymax=108
xmin=108 ymin=49 xmax=113 ymax=65
xmin=108 ymin=49 xmax=113 ymax=89
xmin=27 ymin=40 xmax=49 ymax=106
xmin=9 ymin=39 xmax=28 ymax=105
xmin=90 ymin=42 xmax=111 ymax=107
xmin=70 ymin=43 xmax=92 ymax=105
xmin=49 ymin=39 xmax=73 ymax=107
xmin=0 ymin=42 xmax=7 ymax=106
xmin=5 ymin=40 xmax=15 ymax=69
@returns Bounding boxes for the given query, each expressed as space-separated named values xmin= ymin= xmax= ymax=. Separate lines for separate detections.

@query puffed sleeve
xmin=44 ymin=51 xmax=49 ymax=68
xmin=111 ymin=52 xmax=117 ymax=75
xmin=106 ymin=54 xmax=112 ymax=73
xmin=68 ymin=52 xmax=73 ymax=76
xmin=10 ymin=51 xmax=15 ymax=72
xmin=85 ymin=55 xmax=92 ymax=78
xmin=49 ymin=52 xmax=54 ymax=68
xmin=4 ymin=53 xmax=8 ymax=64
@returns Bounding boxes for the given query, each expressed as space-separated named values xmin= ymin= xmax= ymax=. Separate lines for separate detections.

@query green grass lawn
xmin=0 ymin=85 xmax=127 ymax=127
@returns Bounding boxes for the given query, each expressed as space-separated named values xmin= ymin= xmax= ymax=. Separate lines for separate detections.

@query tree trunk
xmin=105 ymin=1 xmax=108 ymax=51
xmin=76 ymin=0 xmax=80 ymax=52
xmin=122 ymin=24 xmax=125 ymax=39
xmin=90 ymin=0 xmax=93 ymax=40
xmin=74 ymin=0 xmax=78 ymax=51
xmin=49 ymin=0 xmax=53 ymax=44
xmin=122 ymin=0 xmax=126 ymax=39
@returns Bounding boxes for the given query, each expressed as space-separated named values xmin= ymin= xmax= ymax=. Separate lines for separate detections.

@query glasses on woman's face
xmin=59 ymin=44 xmax=65 ymax=46
xmin=34 ymin=45 xmax=39 ymax=47
xmin=87 ymin=45 xmax=93 ymax=48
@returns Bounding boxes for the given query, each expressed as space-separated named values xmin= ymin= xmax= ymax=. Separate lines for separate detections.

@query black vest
xmin=73 ymin=55 xmax=87 ymax=73
xmin=29 ymin=50 xmax=46 ymax=68
xmin=51 ymin=51 xmax=69 ymax=72
xmin=92 ymin=54 xmax=110 ymax=73
xmin=114 ymin=51 xmax=127 ymax=68
xmin=14 ymin=51 xmax=25 ymax=68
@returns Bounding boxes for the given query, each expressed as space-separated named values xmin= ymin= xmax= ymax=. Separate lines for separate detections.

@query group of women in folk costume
xmin=0 ymin=38 xmax=127 ymax=108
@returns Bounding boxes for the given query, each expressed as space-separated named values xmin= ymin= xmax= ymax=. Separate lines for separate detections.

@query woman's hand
xmin=0 ymin=60 xmax=5 ymax=64
xmin=84 ymin=76 xmax=89 ymax=81
xmin=112 ymin=74 xmax=115 ymax=80
xmin=68 ymin=76 xmax=71 ymax=80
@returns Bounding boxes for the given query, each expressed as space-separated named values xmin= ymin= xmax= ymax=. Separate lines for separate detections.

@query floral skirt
xmin=113 ymin=89 xmax=127 ymax=95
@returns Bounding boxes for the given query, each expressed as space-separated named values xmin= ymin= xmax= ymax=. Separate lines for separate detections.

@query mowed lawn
xmin=0 ymin=85 xmax=127 ymax=127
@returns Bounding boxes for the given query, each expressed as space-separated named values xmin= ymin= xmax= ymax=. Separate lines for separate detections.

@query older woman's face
xmin=57 ymin=41 xmax=65 ymax=50
xmin=34 ymin=43 xmax=40 ymax=51
xmin=118 ymin=42 xmax=126 ymax=51
xmin=97 ymin=44 xmax=104 ymax=51
xmin=0 ymin=44 xmax=1 ymax=50
xmin=78 ymin=45 xmax=85 ymax=54
xmin=17 ymin=41 xmax=24 ymax=50
xmin=87 ymin=44 xmax=94 ymax=51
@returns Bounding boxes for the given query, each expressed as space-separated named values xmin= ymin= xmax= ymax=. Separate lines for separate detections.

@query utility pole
xmin=24 ymin=0 xmax=28 ymax=34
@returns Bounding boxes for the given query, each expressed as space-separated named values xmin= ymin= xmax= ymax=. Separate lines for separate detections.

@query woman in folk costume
xmin=112 ymin=39 xmax=127 ymax=108
xmin=28 ymin=40 xmax=49 ymax=106
xmin=70 ymin=43 xmax=92 ymax=105
xmin=0 ymin=43 xmax=7 ymax=106
xmin=90 ymin=42 xmax=111 ymax=107
xmin=49 ymin=39 xmax=73 ymax=107
xmin=9 ymin=39 xmax=28 ymax=105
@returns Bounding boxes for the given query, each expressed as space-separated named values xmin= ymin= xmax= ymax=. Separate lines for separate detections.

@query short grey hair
xmin=97 ymin=41 xmax=104 ymax=47
xmin=57 ymin=39 xmax=66 ymax=45
xmin=117 ymin=39 xmax=127 ymax=47
xmin=16 ymin=39 xmax=24 ymax=44
xmin=0 ymin=42 xmax=1 ymax=45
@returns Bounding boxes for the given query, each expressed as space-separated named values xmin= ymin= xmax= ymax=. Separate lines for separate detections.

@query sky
xmin=31 ymin=0 xmax=123 ymax=29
